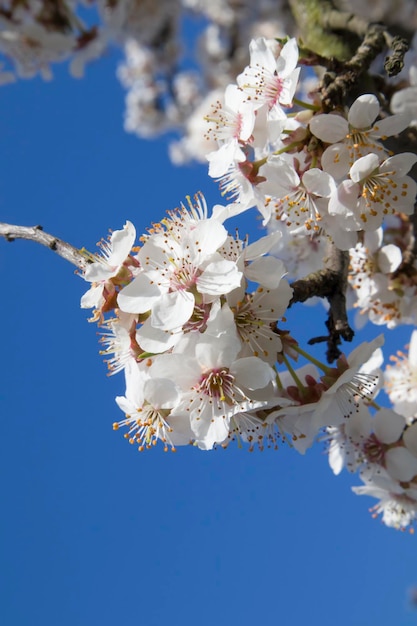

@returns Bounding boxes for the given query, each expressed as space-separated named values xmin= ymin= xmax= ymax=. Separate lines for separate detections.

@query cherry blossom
xmin=152 ymin=307 xmax=276 ymax=450
xmin=114 ymin=358 xmax=194 ymax=451
xmin=117 ymin=211 xmax=242 ymax=330
xmin=81 ymin=220 xmax=138 ymax=315
xmin=348 ymin=228 xmax=406 ymax=328
xmin=328 ymin=152 xmax=417 ymax=232
xmin=353 ymin=471 xmax=417 ymax=530
xmin=310 ymin=93 xmax=410 ymax=173
xmin=269 ymin=336 xmax=384 ymax=454
xmin=384 ymin=330 xmax=417 ymax=420
xmin=265 ymin=162 xmax=336 ymax=233
xmin=237 ymin=37 xmax=300 ymax=113
xmin=206 ymin=84 xmax=256 ymax=177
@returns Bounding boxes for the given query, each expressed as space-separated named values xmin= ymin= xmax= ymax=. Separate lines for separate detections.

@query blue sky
xmin=1 ymin=43 xmax=417 ymax=626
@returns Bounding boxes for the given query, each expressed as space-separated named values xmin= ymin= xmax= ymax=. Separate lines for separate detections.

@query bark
xmin=0 ymin=222 xmax=90 ymax=271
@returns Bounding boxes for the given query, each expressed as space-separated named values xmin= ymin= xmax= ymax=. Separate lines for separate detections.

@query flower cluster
xmin=202 ymin=36 xmax=417 ymax=334
xmin=324 ymin=330 xmax=417 ymax=531
xmin=75 ymin=28 xmax=417 ymax=530
xmin=81 ymin=194 xmax=291 ymax=451
xmin=205 ymin=38 xmax=415 ymax=242
xmin=347 ymin=219 xmax=417 ymax=329
xmin=80 ymin=195 xmax=384 ymax=480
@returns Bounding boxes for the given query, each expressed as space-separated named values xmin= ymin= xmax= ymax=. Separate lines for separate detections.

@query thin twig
xmin=0 ymin=222 xmax=90 ymax=270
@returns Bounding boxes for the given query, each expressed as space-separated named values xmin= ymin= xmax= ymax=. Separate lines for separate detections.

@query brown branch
xmin=322 ymin=26 xmax=409 ymax=109
xmin=321 ymin=7 xmax=369 ymax=38
xmin=391 ymin=208 xmax=417 ymax=280
xmin=290 ymin=242 xmax=354 ymax=362
xmin=320 ymin=24 xmax=386 ymax=110
xmin=291 ymin=1 xmax=409 ymax=110
xmin=384 ymin=35 xmax=409 ymax=77
xmin=0 ymin=222 xmax=90 ymax=270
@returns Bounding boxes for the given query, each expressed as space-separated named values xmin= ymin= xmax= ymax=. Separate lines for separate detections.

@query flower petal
xmin=310 ymin=113 xmax=348 ymax=143
xmin=348 ymin=94 xmax=379 ymax=128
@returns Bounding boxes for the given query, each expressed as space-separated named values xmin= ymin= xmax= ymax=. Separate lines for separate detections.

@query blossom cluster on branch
xmin=76 ymin=29 xmax=417 ymax=530
xmin=3 ymin=0 xmax=417 ymax=531
xmin=2 ymin=1 xmax=417 ymax=160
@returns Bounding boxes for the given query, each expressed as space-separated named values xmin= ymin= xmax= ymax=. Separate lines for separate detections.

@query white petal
xmin=192 ymin=413 xmax=230 ymax=450
xmin=243 ymin=231 xmax=282 ymax=260
xmin=348 ymin=94 xmax=379 ymax=128
xmin=380 ymin=152 xmax=417 ymax=176
xmin=328 ymin=226 xmax=358 ymax=250
xmin=350 ymin=153 xmax=379 ymax=182
xmin=385 ymin=447 xmax=417 ymax=482
xmin=119 ymin=359 xmax=148 ymax=408
xmin=328 ymin=180 xmax=360 ymax=216
xmin=345 ymin=404 xmax=372 ymax=439
xmin=136 ymin=319 xmax=180 ymax=353
xmin=207 ymin=140 xmax=245 ymax=178
xmin=84 ymin=265 xmax=109 ymax=283
xmin=248 ymin=37 xmax=276 ymax=73
xmin=117 ymin=273 xmax=161 ymax=314
xmin=212 ymin=200 xmax=254 ymax=222
xmin=309 ymin=113 xmax=348 ymax=143
xmin=347 ymin=335 xmax=385 ymax=368
xmin=80 ymin=284 xmax=103 ymax=309
xmin=230 ymin=357 xmax=274 ymax=390
xmin=108 ymin=221 xmax=136 ymax=266
xmin=377 ymin=244 xmax=402 ymax=273
xmin=198 ymin=259 xmax=242 ymax=295
xmin=360 ymin=347 xmax=383 ymax=374
xmin=391 ymin=87 xmax=417 ymax=117
xmin=204 ymin=301 xmax=236 ymax=337
xmin=321 ymin=144 xmax=350 ymax=180
xmin=391 ymin=176 xmax=417 ymax=214
xmin=403 ymin=423 xmax=417 ymax=458
xmin=374 ymin=113 xmax=410 ymax=137
xmin=165 ymin=413 xmax=195 ymax=446
xmin=328 ymin=439 xmax=345 ymax=475
xmin=144 ymin=378 xmax=180 ymax=409
xmin=151 ymin=291 xmax=195 ymax=330
xmin=364 ymin=228 xmax=383 ymax=252
xmin=224 ymin=85 xmax=256 ymax=140
xmin=302 ymin=168 xmax=335 ymax=197
xmin=189 ymin=219 xmax=228 ymax=260
xmin=277 ymin=38 xmax=299 ymax=76
xmin=196 ymin=331 xmax=241 ymax=368
xmin=374 ymin=408 xmax=405 ymax=444
xmin=280 ymin=68 xmax=301 ymax=105
xmin=245 ymin=256 xmax=287 ymax=288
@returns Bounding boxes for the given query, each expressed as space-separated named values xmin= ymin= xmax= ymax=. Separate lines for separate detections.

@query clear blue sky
xmin=1 ymin=42 xmax=417 ymax=626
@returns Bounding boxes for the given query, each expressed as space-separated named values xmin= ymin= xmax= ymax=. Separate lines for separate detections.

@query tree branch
xmin=290 ymin=0 xmax=409 ymax=110
xmin=320 ymin=24 xmax=386 ymax=110
xmin=0 ymin=222 xmax=90 ymax=270
xmin=290 ymin=242 xmax=354 ymax=362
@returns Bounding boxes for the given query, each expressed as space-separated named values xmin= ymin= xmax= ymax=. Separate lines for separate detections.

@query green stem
xmin=293 ymin=97 xmax=320 ymax=111
xmin=274 ymin=367 xmax=284 ymax=391
xmin=281 ymin=353 xmax=305 ymax=391
xmin=292 ymin=344 xmax=332 ymax=375
xmin=252 ymin=140 xmax=305 ymax=171
xmin=273 ymin=141 xmax=304 ymax=155
xmin=137 ymin=351 xmax=157 ymax=360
